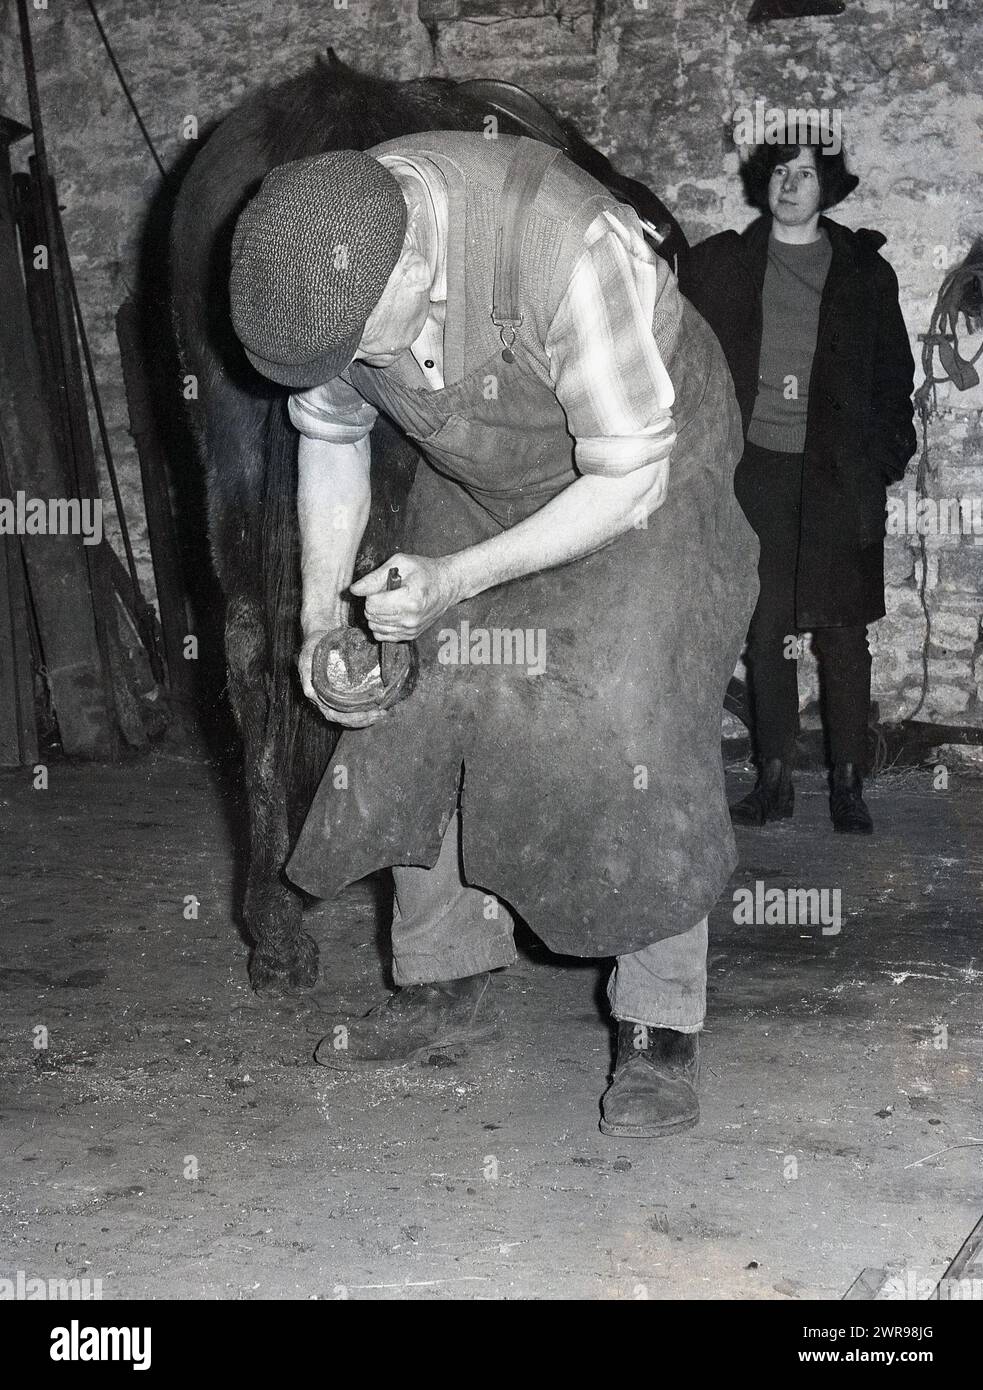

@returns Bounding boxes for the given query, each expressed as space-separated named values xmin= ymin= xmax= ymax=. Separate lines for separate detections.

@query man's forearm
xmin=444 ymin=460 xmax=667 ymax=605
xmin=297 ymin=434 xmax=372 ymax=635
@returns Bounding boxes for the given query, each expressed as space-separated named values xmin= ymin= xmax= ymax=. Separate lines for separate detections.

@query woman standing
xmin=681 ymin=132 xmax=916 ymax=833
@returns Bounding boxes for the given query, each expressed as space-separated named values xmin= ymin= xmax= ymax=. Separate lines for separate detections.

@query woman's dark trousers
xmin=734 ymin=442 xmax=871 ymax=768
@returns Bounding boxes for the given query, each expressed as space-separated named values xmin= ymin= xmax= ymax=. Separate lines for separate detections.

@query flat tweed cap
xmin=229 ymin=150 xmax=408 ymax=388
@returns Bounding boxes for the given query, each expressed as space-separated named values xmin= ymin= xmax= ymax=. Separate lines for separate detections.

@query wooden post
xmin=12 ymin=171 xmax=69 ymax=465
xmin=0 ymin=117 xmax=37 ymax=766
xmin=12 ymin=0 xmax=123 ymax=754
xmin=116 ymin=300 xmax=194 ymax=706
xmin=0 ymin=114 xmax=115 ymax=757
xmin=29 ymin=161 xmax=121 ymax=758
xmin=0 ymin=557 xmax=38 ymax=766
xmin=0 ymin=441 xmax=39 ymax=766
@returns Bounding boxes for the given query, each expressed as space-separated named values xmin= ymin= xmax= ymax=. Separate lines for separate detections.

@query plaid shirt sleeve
xmin=545 ymin=207 xmax=678 ymax=478
xmin=288 ymin=371 xmax=378 ymax=444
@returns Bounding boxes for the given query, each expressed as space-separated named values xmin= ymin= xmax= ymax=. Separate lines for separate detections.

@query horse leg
xmin=223 ymin=591 xmax=319 ymax=992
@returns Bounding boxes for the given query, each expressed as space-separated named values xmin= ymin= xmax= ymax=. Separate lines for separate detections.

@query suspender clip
xmin=493 ymin=316 xmax=522 ymax=364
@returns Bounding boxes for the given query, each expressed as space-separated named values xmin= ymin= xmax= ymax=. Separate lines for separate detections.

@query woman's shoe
xmin=730 ymin=758 xmax=794 ymax=826
xmin=830 ymin=763 xmax=873 ymax=834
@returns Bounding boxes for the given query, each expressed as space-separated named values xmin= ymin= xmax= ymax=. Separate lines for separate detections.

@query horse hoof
xmin=249 ymin=932 xmax=320 ymax=994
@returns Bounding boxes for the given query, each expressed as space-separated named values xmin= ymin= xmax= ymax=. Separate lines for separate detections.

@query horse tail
xmin=261 ymin=397 xmax=337 ymax=814
xmin=260 ymin=397 xmax=298 ymax=702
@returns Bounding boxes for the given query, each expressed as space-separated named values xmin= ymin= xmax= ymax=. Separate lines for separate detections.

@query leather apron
xmin=287 ymin=140 xmax=759 ymax=956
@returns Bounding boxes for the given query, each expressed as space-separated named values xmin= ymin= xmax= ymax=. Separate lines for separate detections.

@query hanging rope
xmin=82 ymin=0 xmax=167 ymax=179
xmin=913 ymin=237 xmax=983 ymax=419
xmin=905 ymin=238 xmax=983 ymax=723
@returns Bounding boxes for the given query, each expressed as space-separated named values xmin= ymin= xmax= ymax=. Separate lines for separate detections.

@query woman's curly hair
xmin=741 ymin=136 xmax=859 ymax=212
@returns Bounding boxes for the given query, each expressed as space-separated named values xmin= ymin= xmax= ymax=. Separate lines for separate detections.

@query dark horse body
xmin=170 ymin=54 xmax=685 ymax=992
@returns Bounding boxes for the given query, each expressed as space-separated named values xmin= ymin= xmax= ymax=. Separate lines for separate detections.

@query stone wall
xmin=2 ymin=0 xmax=981 ymax=728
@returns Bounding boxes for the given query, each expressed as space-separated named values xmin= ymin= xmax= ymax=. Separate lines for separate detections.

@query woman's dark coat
xmin=679 ymin=213 xmax=917 ymax=627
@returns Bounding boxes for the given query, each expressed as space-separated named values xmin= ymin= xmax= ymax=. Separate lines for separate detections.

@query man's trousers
xmin=390 ymin=809 xmax=706 ymax=1033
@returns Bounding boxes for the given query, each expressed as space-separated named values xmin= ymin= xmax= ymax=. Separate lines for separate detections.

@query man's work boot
xmin=729 ymin=757 xmax=794 ymax=826
xmin=830 ymin=763 xmax=873 ymax=834
xmin=599 ymin=1022 xmax=701 ymax=1138
xmin=315 ymin=971 xmax=499 ymax=1070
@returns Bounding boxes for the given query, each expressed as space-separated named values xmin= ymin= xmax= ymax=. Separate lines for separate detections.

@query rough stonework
xmin=1 ymin=0 xmax=980 ymax=728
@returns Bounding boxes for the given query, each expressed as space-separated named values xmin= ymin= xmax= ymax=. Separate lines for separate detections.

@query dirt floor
xmin=1 ymin=747 xmax=981 ymax=1301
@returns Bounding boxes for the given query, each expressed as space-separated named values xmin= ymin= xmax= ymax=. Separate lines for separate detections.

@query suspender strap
xmin=491 ymin=137 xmax=561 ymax=356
